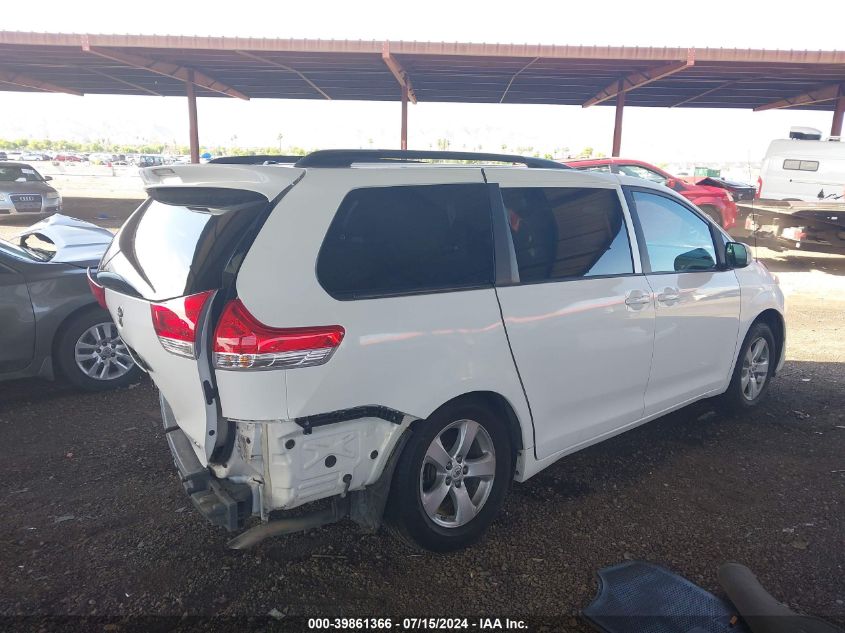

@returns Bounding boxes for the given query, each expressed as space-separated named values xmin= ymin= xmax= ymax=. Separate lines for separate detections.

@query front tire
xmin=721 ymin=322 xmax=775 ymax=413
xmin=55 ymin=308 xmax=141 ymax=391
xmin=386 ymin=400 xmax=512 ymax=552
xmin=699 ymin=205 xmax=723 ymax=227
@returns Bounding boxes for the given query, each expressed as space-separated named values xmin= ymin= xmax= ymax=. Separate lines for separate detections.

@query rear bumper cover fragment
xmin=162 ymin=402 xmax=252 ymax=532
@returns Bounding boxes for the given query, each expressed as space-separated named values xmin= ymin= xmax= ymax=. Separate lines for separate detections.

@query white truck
xmin=741 ymin=128 xmax=845 ymax=255
xmin=757 ymin=127 xmax=844 ymax=202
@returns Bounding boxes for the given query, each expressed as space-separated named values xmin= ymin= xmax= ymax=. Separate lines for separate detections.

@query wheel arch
xmin=50 ymin=302 xmax=111 ymax=372
xmin=697 ymin=203 xmax=724 ymax=224
xmin=411 ymin=390 xmax=526 ymax=471
xmin=752 ymin=308 xmax=785 ymax=375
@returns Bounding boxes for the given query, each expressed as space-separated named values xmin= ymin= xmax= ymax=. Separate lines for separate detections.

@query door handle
xmin=624 ymin=290 xmax=652 ymax=309
xmin=657 ymin=287 xmax=681 ymax=306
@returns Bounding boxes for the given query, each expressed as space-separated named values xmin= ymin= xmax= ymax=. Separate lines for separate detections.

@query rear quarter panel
xmin=22 ymin=262 xmax=101 ymax=376
xmin=230 ymin=167 xmax=535 ymax=452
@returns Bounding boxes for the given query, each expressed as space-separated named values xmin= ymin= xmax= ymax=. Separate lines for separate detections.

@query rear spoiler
xmin=139 ymin=165 xmax=305 ymax=201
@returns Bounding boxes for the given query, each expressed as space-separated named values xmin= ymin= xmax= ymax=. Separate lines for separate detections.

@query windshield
xmin=617 ymin=164 xmax=668 ymax=184
xmin=0 ymin=164 xmax=45 ymax=183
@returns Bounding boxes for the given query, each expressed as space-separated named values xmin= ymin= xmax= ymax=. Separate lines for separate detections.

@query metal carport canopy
xmin=2 ymin=32 xmax=844 ymax=158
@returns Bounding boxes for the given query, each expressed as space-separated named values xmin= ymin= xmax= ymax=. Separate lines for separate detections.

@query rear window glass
xmin=501 ymin=187 xmax=633 ymax=282
xmin=783 ymin=159 xmax=819 ymax=172
xmin=100 ymin=189 xmax=268 ymax=300
xmin=317 ymin=184 xmax=494 ymax=299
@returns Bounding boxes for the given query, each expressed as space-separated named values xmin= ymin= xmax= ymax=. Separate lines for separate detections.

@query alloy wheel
xmin=741 ymin=337 xmax=770 ymax=401
xmin=419 ymin=419 xmax=496 ymax=528
xmin=74 ymin=322 xmax=134 ymax=381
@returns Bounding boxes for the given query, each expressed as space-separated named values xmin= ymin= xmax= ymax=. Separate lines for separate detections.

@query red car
xmin=54 ymin=153 xmax=85 ymax=162
xmin=565 ymin=158 xmax=737 ymax=230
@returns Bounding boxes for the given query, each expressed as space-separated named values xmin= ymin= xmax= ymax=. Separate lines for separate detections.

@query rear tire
xmin=385 ymin=399 xmax=511 ymax=552
xmin=55 ymin=308 xmax=141 ymax=392
xmin=720 ymin=322 xmax=775 ymax=413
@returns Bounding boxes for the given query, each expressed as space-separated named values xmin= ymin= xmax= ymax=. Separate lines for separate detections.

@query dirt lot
xmin=0 ymin=189 xmax=843 ymax=631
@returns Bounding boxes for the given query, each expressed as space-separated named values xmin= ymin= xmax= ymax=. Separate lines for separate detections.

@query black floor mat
xmin=583 ymin=561 xmax=748 ymax=633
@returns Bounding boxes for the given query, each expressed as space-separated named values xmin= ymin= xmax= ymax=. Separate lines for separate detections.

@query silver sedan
xmin=0 ymin=162 xmax=62 ymax=216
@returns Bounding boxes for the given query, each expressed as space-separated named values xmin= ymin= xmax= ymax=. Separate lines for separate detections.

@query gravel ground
xmin=1 ymin=301 xmax=843 ymax=630
xmin=0 ymin=191 xmax=843 ymax=631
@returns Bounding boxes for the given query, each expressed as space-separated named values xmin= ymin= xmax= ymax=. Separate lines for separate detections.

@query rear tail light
xmin=755 ymin=177 xmax=762 ymax=199
xmin=87 ymin=268 xmax=107 ymax=309
xmin=213 ymin=299 xmax=344 ymax=370
xmin=151 ymin=290 xmax=214 ymax=358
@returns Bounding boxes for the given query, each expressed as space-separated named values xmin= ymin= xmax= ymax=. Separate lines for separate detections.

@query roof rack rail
xmin=293 ymin=149 xmax=569 ymax=169
xmin=208 ymin=155 xmax=304 ymax=165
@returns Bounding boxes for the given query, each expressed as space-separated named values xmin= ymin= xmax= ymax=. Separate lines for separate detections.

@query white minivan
xmin=91 ymin=150 xmax=785 ymax=552
xmin=757 ymin=128 xmax=845 ymax=201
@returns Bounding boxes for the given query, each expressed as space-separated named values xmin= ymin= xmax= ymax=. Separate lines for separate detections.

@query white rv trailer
xmin=757 ymin=127 xmax=844 ymax=202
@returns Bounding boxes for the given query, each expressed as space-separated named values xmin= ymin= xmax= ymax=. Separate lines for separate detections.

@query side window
xmin=584 ymin=165 xmax=612 ymax=173
xmin=501 ymin=187 xmax=633 ymax=282
xmin=782 ymin=159 xmax=819 ymax=172
xmin=632 ymin=191 xmax=717 ymax=273
xmin=317 ymin=184 xmax=494 ymax=299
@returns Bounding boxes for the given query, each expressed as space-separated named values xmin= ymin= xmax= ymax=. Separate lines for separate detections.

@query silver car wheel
xmin=74 ymin=322 xmax=134 ymax=381
xmin=419 ymin=418 xmax=496 ymax=528
xmin=740 ymin=337 xmax=770 ymax=401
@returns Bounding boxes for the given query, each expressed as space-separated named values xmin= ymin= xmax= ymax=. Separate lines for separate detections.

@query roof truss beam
xmin=81 ymin=43 xmax=249 ymax=100
xmin=0 ymin=68 xmax=82 ymax=95
xmin=83 ymin=65 xmax=163 ymax=96
xmin=753 ymin=81 xmax=845 ymax=111
xmin=500 ymin=57 xmax=540 ymax=103
xmin=382 ymin=42 xmax=417 ymax=104
xmin=583 ymin=49 xmax=695 ymax=107
xmin=235 ymin=51 xmax=330 ymax=99
xmin=670 ymin=78 xmax=743 ymax=107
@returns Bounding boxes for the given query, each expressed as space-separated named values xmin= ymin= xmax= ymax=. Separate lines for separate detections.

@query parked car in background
xmin=55 ymin=153 xmax=84 ymax=163
xmin=687 ymin=176 xmax=756 ymax=202
xmin=88 ymin=153 xmax=113 ymax=165
xmin=566 ymin=158 xmax=738 ymax=229
xmin=21 ymin=152 xmax=49 ymax=162
xmin=132 ymin=155 xmax=165 ymax=168
xmin=757 ymin=127 xmax=845 ymax=201
xmin=1 ymin=215 xmax=139 ymax=390
xmin=0 ymin=162 xmax=62 ymax=216
xmin=93 ymin=149 xmax=784 ymax=552
xmin=0 ymin=152 xmax=7 ymax=161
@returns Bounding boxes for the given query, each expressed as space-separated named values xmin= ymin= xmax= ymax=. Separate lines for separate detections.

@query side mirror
xmin=43 ymin=175 xmax=52 ymax=181
xmin=726 ymin=242 xmax=750 ymax=268
xmin=674 ymin=247 xmax=716 ymax=271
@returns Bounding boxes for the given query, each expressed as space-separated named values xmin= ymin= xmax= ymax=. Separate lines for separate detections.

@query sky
xmin=1 ymin=0 xmax=843 ymax=164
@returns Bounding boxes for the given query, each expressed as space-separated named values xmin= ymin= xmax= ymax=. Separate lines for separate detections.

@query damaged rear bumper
xmin=163 ymin=410 xmax=252 ymax=532
xmin=160 ymin=394 xmax=413 ymax=544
